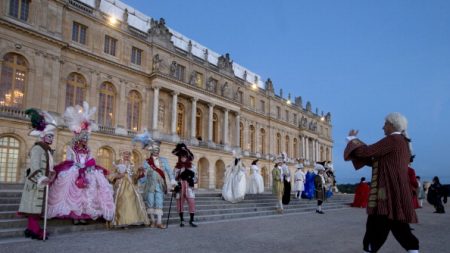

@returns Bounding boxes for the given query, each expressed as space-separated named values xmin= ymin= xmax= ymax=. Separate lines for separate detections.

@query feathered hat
xmin=251 ymin=159 xmax=259 ymax=165
xmin=25 ymin=108 xmax=57 ymax=137
xmin=63 ymin=101 xmax=97 ymax=134
xmin=172 ymin=142 xmax=194 ymax=161
xmin=272 ymin=154 xmax=284 ymax=165
xmin=132 ymin=130 xmax=153 ymax=150
xmin=314 ymin=162 xmax=325 ymax=172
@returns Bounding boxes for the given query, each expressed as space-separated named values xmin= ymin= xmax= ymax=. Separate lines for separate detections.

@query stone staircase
xmin=0 ymin=183 xmax=353 ymax=241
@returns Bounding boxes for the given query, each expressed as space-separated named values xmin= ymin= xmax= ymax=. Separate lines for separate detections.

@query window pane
xmin=72 ymin=23 xmax=79 ymax=42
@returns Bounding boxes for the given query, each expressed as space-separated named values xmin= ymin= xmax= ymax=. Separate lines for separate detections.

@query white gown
xmin=246 ymin=165 xmax=264 ymax=194
xmin=293 ymin=170 xmax=306 ymax=192
xmin=222 ymin=161 xmax=247 ymax=203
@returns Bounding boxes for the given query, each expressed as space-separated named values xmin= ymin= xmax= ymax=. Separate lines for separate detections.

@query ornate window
xmin=104 ymin=35 xmax=117 ymax=56
xmin=0 ymin=53 xmax=27 ymax=108
xmin=98 ymin=82 xmax=115 ymax=127
xmin=131 ymin=47 xmax=142 ymax=65
xmin=239 ymin=122 xmax=244 ymax=149
xmin=65 ymin=73 xmax=86 ymax=108
xmin=176 ymin=103 xmax=185 ymax=137
xmin=213 ymin=113 xmax=219 ymax=143
xmin=127 ymin=90 xmax=141 ymax=131
xmin=97 ymin=147 xmax=114 ymax=171
xmin=249 ymin=125 xmax=255 ymax=153
xmin=72 ymin=22 xmax=87 ymax=45
xmin=276 ymin=133 xmax=281 ymax=155
xmin=9 ymin=0 xmax=30 ymax=21
xmin=260 ymin=128 xmax=266 ymax=154
xmin=195 ymin=108 xmax=202 ymax=140
xmin=293 ymin=138 xmax=298 ymax=158
xmin=285 ymin=135 xmax=290 ymax=157
xmin=0 ymin=136 xmax=20 ymax=182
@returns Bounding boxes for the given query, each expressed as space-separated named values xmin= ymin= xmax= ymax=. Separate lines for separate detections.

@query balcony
xmin=0 ymin=106 xmax=28 ymax=120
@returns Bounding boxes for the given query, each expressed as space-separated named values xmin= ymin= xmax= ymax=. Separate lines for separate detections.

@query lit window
xmin=65 ymin=73 xmax=86 ymax=108
xmin=127 ymin=90 xmax=141 ymax=131
xmin=0 ymin=53 xmax=27 ymax=108
xmin=98 ymin=82 xmax=115 ymax=127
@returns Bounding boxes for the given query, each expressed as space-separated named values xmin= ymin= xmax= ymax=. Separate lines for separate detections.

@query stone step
xmin=0 ymin=211 xmax=16 ymax=219
xmin=0 ymin=184 xmax=24 ymax=190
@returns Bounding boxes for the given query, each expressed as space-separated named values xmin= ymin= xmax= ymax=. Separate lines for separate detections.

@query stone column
xmin=207 ymin=103 xmax=215 ymax=146
xmin=235 ymin=113 xmax=241 ymax=149
xmin=301 ymin=135 xmax=306 ymax=159
xmin=223 ymin=109 xmax=229 ymax=150
xmin=190 ymin=98 xmax=198 ymax=144
xmin=152 ymin=86 xmax=160 ymax=134
xmin=170 ymin=91 xmax=179 ymax=142
xmin=305 ymin=137 xmax=309 ymax=164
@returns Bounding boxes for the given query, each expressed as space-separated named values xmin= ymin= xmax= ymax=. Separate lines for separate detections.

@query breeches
xmin=146 ymin=191 xmax=164 ymax=210
xmin=363 ymin=215 xmax=419 ymax=252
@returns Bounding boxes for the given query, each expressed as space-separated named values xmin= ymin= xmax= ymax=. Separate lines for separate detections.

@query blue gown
xmin=302 ymin=171 xmax=316 ymax=199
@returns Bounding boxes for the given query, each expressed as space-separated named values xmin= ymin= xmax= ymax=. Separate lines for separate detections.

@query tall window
xmin=195 ymin=108 xmax=202 ymax=140
xmin=260 ymin=128 xmax=266 ymax=154
xmin=0 ymin=136 xmax=20 ymax=182
xmin=175 ymin=64 xmax=185 ymax=82
xmin=260 ymin=100 xmax=265 ymax=113
xmin=97 ymin=147 xmax=113 ymax=171
xmin=195 ymin=72 xmax=203 ymax=87
xmin=0 ymin=53 xmax=27 ymax=108
xmin=276 ymin=133 xmax=281 ymax=154
xmin=239 ymin=122 xmax=244 ymax=149
xmin=127 ymin=90 xmax=141 ymax=131
xmin=176 ymin=103 xmax=185 ymax=137
xmin=104 ymin=35 xmax=117 ymax=56
xmin=285 ymin=110 xmax=289 ymax=122
xmin=293 ymin=114 xmax=297 ymax=125
xmin=72 ymin=22 xmax=87 ymax=45
xmin=65 ymin=73 xmax=86 ymax=108
xmin=213 ymin=113 xmax=219 ymax=143
xmin=285 ymin=135 xmax=290 ymax=157
xmin=131 ymin=47 xmax=142 ymax=65
xmin=293 ymin=138 xmax=298 ymax=158
xmin=238 ymin=90 xmax=243 ymax=103
xmin=98 ymin=82 xmax=115 ymax=127
xmin=250 ymin=96 xmax=255 ymax=109
xmin=9 ymin=0 xmax=30 ymax=21
xmin=276 ymin=106 xmax=281 ymax=119
xmin=249 ymin=125 xmax=255 ymax=153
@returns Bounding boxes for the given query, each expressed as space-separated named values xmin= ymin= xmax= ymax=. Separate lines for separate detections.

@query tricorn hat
xmin=25 ymin=108 xmax=57 ymax=137
xmin=172 ymin=143 xmax=194 ymax=161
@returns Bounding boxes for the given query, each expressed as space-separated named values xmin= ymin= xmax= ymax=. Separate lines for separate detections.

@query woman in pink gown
xmin=47 ymin=102 xmax=115 ymax=224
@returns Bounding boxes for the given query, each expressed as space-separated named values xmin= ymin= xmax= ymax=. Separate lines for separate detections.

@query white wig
xmin=385 ymin=112 xmax=408 ymax=131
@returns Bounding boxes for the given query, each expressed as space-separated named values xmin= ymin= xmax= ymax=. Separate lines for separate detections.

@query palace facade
xmin=0 ymin=0 xmax=333 ymax=189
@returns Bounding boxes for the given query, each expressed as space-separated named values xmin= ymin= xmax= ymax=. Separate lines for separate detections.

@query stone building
xmin=0 ymin=0 xmax=333 ymax=189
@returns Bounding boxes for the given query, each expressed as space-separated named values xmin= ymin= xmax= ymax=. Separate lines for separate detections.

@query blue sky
xmin=124 ymin=0 xmax=450 ymax=184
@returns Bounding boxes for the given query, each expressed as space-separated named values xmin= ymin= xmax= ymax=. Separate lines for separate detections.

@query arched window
xmin=97 ymin=147 xmax=114 ymax=171
xmin=98 ymin=82 xmax=115 ymax=127
xmin=0 ymin=53 xmax=27 ymax=108
xmin=249 ymin=125 xmax=255 ymax=153
xmin=213 ymin=113 xmax=219 ymax=143
xmin=176 ymin=103 xmax=185 ymax=137
xmin=276 ymin=133 xmax=281 ymax=155
xmin=65 ymin=72 xmax=86 ymax=108
xmin=260 ymin=128 xmax=266 ymax=154
xmin=293 ymin=138 xmax=298 ymax=158
xmin=127 ymin=90 xmax=141 ymax=131
xmin=239 ymin=122 xmax=244 ymax=149
xmin=0 ymin=136 xmax=20 ymax=182
xmin=195 ymin=108 xmax=202 ymax=140
xmin=285 ymin=135 xmax=290 ymax=157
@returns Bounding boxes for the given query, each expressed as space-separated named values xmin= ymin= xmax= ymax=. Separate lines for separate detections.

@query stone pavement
xmin=0 ymin=203 xmax=448 ymax=253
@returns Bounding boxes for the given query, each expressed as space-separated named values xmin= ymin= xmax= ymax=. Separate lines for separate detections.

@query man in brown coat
xmin=344 ymin=112 xmax=419 ymax=253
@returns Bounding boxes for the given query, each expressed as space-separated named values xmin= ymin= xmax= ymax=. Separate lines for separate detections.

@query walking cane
xmin=165 ymin=190 xmax=175 ymax=229
xmin=43 ymin=184 xmax=49 ymax=241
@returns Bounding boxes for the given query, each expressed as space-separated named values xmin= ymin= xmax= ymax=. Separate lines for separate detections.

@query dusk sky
xmin=124 ymin=0 xmax=450 ymax=184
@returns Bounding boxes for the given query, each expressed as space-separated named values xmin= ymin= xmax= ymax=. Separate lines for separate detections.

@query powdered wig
xmin=385 ymin=112 xmax=408 ymax=131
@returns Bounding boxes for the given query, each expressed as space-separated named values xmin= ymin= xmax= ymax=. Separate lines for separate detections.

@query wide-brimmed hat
xmin=314 ymin=163 xmax=325 ymax=172
xmin=172 ymin=143 xmax=194 ymax=161
xmin=25 ymin=108 xmax=57 ymax=137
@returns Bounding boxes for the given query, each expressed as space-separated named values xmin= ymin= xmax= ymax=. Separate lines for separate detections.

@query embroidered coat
xmin=344 ymin=134 xmax=418 ymax=223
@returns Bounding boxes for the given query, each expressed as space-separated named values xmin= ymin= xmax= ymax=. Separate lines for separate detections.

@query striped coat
xmin=344 ymin=134 xmax=418 ymax=224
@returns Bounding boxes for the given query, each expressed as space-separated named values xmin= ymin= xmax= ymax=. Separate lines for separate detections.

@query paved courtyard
xmin=1 ymin=203 xmax=448 ymax=253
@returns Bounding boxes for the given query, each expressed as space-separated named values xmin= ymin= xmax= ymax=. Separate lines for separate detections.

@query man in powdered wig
xmin=344 ymin=112 xmax=419 ymax=253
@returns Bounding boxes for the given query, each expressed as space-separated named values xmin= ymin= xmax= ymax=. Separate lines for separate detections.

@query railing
xmin=68 ymin=0 xmax=94 ymax=14
xmin=97 ymin=125 xmax=115 ymax=135
xmin=0 ymin=106 xmax=28 ymax=120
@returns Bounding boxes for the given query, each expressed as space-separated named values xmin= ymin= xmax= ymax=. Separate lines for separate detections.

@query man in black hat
xmin=172 ymin=143 xmax=198 ymax=227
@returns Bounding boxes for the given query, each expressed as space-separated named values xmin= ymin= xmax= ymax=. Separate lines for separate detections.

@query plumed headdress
xmin=272 ymin=154 xmax=284 ymax=165
xmin=172 ymin=142 xmax=194 ymax=161
xmin=281 ymin=152 xmax=288 ymax=163
xmin=63 ymin=101 xmax=97 ymax=134
xmin=132 ymin=130 xmax=153 ymax=150
xmin=25 ymin=108 xmax=57 ymax=137
xmin=314 ymin=163 xmax=325 ymax=172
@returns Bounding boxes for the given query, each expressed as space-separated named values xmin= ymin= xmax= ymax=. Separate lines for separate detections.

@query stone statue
xmin=189 ymin=71 xmax=196 ymax=85
xmin=265 ymin=78 xmax=274 ymax=93
xmin=295 ymin=96 xmax=303 ymax=108
xmin=152 ymin=54 xmax=162 ymax=72
xmin=188 ymin=40 xmax=192 ymax=54
xmin=325 ymin=112 xmax=331 ymax=122
xmin=279 ymin=89 xmax=283 ymax=98
xmin=306 ymin=101 xmax=311 ymax=112
xmin=221 ymin=82 xmax=229 ymax=97
xmin=170 ymin=61 xmax=177 ymax=76
xmin=243 ymin=70 xmax=247 ymax=81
